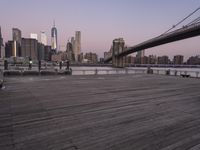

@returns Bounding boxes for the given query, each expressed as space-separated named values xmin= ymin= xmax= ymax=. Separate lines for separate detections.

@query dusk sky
xmin=0 ymin=0 xmax=200 ymax=60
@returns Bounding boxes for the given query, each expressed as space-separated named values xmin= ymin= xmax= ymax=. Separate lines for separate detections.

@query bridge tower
xmin=112 ymin=38 xmax=125 ymax=68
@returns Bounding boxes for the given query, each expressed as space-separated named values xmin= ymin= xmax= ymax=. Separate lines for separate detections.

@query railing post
xmin=196 ymin=72 xmax=199 ymax=78
xmin=95 ymin=69 xmax=98 ymax=75
xmin=125 ymin=69 xmax=128 ymax=74
xmin=184 ymin=71 xmax=187 ymax=75
xmin=174 ymin=70 xmax=177 ymax=76
xmin=116 ymin=69 xmax=119 ymax=74
xmin=106 ymin=70 xmax=109 ymax=75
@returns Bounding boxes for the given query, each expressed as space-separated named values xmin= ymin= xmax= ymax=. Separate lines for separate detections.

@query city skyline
xmin=0 ymin=0 xmax=199 ymax=59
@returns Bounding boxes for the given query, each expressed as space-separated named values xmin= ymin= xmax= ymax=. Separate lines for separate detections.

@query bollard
xmin=147 ymin=67 xmax=153 ymax=74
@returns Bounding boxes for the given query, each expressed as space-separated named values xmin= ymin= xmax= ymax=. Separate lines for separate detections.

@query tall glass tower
xmin=51 ymin=21 xmax=57 ymax=52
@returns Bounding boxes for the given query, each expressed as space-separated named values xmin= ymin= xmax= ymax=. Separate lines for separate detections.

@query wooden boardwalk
xmin=1 ymin=74 xmax=200 ymax=150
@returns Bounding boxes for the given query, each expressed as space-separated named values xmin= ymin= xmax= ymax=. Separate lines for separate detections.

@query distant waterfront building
xmin=125 ymin=56 xmax=135 ymax=65
xmin=99 ymin=58 xmax=104 ymax=63
xmin=30 ymin=33 xmax=38 ymax=40
xmin=78 ymin=53 xmax=84 ymax=63
xmin=12 ymin=28 xmax=22 ymax=57
xmin=84 ymin=52 xmax=98 ymax=64
xmin=148 ymin=55 xmax=157 ymax=64
xmin=21 ymin=38 xmax=38 ymax=60
xmin=1 ymin=46 xmax=5 ymax=58
xmin=74 ymin=31 xmax=81 ymax=62
xmin=37 ymin=43 xmax=45 ymax=60
xmin=41 ymin=32 xmax=47 ymax=46
xmin=44 ymin=46 xmax=51 ymax=61
xmin=13 ymin=28 xmax=22 ymax=45
xmin=173 ymin=55 xmax=184 ymax=65
xmin=66 ymin=41 xmax=75 ymax=62
xmin=51 ymin=22 xmax=58 ymax=52
xmin=157 ymin=56 xmax=169 ymax=64
xmin=51 ymin=51 xmax=67 ymax=62
xmin=104 ymin=51 xmax=112 ymax=60
xmin=187 ymin=55 xmax=200 ymax=65
xmin=5 ymin=41 xmax=14 ymax=58
xmin=136 ymin=50 xmax=145 ymax=64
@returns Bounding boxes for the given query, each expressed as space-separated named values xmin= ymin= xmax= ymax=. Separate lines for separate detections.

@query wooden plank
xmin=0 ymin=75 xmax=200 ymax=150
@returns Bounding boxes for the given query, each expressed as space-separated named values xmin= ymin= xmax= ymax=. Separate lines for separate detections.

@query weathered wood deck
xmin=1 ymin=74 xmax=200 ymax=150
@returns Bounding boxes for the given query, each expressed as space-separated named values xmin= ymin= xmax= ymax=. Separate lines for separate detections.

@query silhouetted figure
xmin=29 ymin=57 xmax=32 ymax=70
xmin=38 ymin=60 xmax=41 ymax=71
xmin=4 ymin=60 xmax=8 ymax=70
xmin=59 ymin=61 xmax=62 ymax=70
xmin=67 ymin=61 xmax=69 ymax=70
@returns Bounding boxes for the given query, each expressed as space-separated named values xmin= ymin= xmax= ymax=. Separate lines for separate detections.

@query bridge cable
xmin=187 ymin=16 xmax=200 ymax=26
xmin=162 ymin=7 xmax=200 ymax=35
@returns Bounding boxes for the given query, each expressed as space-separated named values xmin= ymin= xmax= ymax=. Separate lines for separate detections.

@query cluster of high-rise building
xmin=0 ymin=24 xmax=86 ymax=64
xmin=0 ymin=24 xmax=56 ymax=62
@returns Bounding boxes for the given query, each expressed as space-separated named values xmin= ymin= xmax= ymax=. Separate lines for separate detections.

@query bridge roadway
xmin=1 ymin=75 xmax=200 ymax=150
xmin=105 ymin=23 xmax=200 ymax=62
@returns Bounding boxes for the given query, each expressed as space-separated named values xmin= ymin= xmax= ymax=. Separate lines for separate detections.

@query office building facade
xmin=66 ymin=41 xmax=75 ymax=62
xmin=157 ymin=56 xmax=169 ymax=64
xmin=21 ymin=38 xmax=38 ymax=60
xmin=41 ymin=32 xmax=47 ymax=46
xmin=74 ymin=31 xmax=81 ymax=62
xmin=5 ymin=41 xmax=14 ymax=58
xmin=12 ymin=28 xmax=22 ymax=57
xmin=173 ymin=55 xmax=184 ymax=65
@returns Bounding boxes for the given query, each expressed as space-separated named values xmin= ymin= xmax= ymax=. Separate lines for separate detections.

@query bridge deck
xmin=1 ymin=75 xmax=200 ymax=150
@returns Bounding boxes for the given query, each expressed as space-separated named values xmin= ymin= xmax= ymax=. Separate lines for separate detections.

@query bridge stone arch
xmin=112 ymin=38 xmax=125 ymax=68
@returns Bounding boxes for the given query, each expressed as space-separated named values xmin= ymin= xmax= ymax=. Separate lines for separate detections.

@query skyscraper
xmin=0 ymin=27 xmax=3 ymax=46
xmin=51 ymin=21 xmax=57 ymax=52
xmin=66 ymin=41 xmax=75 ymax=62
xmin=74 ymin=31 xmax=81 ymax=62
xmin=12 ymin=28 xmax=22 ymax=57
xmin=0 ymin=26 xmax=3 ymax=58
xmin=41 ymin=32 xmax=47 ymax=46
